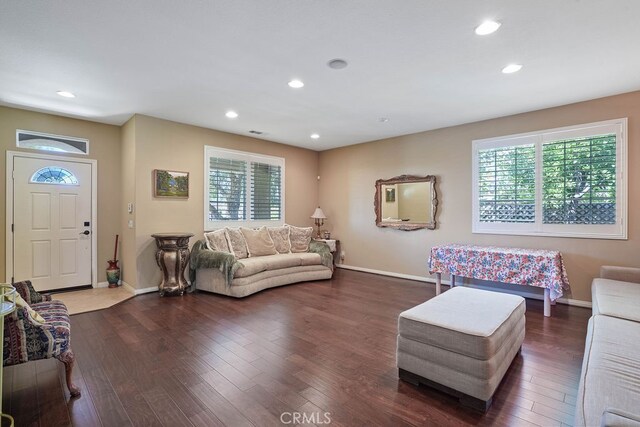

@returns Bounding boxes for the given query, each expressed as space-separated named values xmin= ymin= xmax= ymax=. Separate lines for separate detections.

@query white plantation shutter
xmin=478 ymin=145 xmax=535 ymax=223
xmin=542 ymin=134 xmax=617 ymax=225
xmin=251 ymin=162 xmax=282 ymax=220
xmin=208 ymin=157 xmax=247 ymax=221
xmin=473 ymin=119 xmax=627 ymax=239
xmin=205 ymin=146 xmax=285 ymax=229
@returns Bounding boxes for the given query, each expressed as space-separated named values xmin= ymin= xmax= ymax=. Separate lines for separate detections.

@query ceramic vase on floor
xmin=106 ymin=260 xmax=120 ymax=288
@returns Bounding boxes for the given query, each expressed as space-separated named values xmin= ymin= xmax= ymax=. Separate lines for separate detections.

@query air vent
xmin=16 ymin=130 xmax=89 ymax=155
xmin=249 ymin=130 xmax=264 ymax=135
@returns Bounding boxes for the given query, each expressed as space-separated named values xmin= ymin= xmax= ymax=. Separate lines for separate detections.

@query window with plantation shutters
xmin=478 ymin=144 xmax=535 ymax=223
xmin=472 ymin=119 xmax=627 ymax=239
xmin=205 ymin=146 xmax=285 ymax=229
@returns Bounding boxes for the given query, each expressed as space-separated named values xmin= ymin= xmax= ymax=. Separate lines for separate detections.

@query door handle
xmin=79 ymin=230 xmax=91 ymax=235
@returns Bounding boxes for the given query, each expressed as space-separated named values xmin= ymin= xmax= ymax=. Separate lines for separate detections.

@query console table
xmin=428 ymin=244 xmax=570 ymax=317
xmin=152 ymin=233 xmax=194 ymax=296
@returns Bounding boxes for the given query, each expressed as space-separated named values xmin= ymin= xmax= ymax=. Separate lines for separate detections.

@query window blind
xmin=208 ymin=157 xmax=247 ymax=221
xmin=477 ymin=144 xmax=535 ymax=223
xmin=542 ymin=134 xmax=616 ymax=225
xmin=251 ymin=162 xmax=282 ymax=220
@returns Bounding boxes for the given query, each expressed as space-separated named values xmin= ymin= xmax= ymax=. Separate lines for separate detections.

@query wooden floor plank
xmin=2 ymin=269 xmax=591 ymax=426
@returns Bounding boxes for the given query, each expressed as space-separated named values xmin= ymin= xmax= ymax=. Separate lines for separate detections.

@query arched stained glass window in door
xmin=30 ymin=167 xmax=79 ymax=185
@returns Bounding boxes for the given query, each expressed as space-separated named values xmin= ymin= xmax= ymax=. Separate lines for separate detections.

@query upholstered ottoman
xmin=397 ymin=287 xmax=525 ymax=411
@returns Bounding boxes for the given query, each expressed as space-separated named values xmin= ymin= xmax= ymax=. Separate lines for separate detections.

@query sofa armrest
xmin=308 ymin=241 xmax=333 ymax=271
xmin=600 ymin=266 xmax=640 ymax=284
xmin=189 ymin=240 xmax=238 ymax=288
xmin=601 ymin=408 xmax=640 ymax=426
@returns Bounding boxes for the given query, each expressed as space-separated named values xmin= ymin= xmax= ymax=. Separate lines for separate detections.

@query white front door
xmin=12 ymin=156 xmax=93 ymax=291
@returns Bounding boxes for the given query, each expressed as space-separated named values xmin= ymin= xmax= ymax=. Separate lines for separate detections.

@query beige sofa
xmin=196 ymin=251 xmax=333 ymax=298
xmin=575 ymin=266 xmax=640 ymax=426
xmin=191 ymin=225 xmax=333 ymax=298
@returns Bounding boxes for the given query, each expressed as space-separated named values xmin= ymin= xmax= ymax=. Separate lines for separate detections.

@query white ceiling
xmin=1 ymin=1 xmax=640 ymax=151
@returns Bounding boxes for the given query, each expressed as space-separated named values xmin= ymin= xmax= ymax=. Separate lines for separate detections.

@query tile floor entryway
xmin=51 ymin=286 xmax=134 ymax=315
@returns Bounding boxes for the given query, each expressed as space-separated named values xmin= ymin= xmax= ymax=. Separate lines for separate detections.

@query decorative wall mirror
xmin=374 ymin=175 xmax=438 ymax=230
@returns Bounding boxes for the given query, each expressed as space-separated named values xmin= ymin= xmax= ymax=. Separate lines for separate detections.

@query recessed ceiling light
xmin=475 ymin=20 xmax=501 ymax=35
xmin=288 ymin=79 xmax=304 ymax=88
xmin=378 ymin=117 xmax=390 ymax=123
xmin=56 ymin=90 xmax=75 ymax=98
xmin=502 ymin=64 xmax=523 ymax=74
xmin=310 ymin=133 xmax=320 ymax=139
xmin=328 ymin=59 xmax=348 ymax=69
xmin=225 ymin=110 xmax=238 ymax=119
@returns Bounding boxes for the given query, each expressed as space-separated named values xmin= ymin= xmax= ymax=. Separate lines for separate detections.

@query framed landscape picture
xmin=154 ymin=169 xmax=189 ymax=198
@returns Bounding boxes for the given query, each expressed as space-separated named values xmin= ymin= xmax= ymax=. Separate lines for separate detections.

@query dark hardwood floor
xmin=2 ymin=269 xmax=591 ymax=426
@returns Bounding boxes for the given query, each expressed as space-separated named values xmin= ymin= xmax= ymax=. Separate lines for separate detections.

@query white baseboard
xmin=96 ymin=280 xmax=126 ymax=289
xmin=336 ymin=263 xmax=449 ymax=284
xmin=128 ymin=284 xmax=158 ymax=295
xmin=469 ymin=282 xmax=592 ymax=308
xmin=336 ymin=264 xmax=592 ymax=309
xmin=95 ymin=281 xmax=155 ymax=296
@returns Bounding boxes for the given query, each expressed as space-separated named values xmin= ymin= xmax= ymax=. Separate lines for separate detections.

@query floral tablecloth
xmin=428 ymin=244 xmax=570 ymax=301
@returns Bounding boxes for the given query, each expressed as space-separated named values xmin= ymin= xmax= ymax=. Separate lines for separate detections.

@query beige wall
xmin=0 ymin=106 xmax=122 ymax=283
xmin=319 ymin=91 xmax=640 ymax=303
xmin=130 ymin=115 xmax=319 ymax=289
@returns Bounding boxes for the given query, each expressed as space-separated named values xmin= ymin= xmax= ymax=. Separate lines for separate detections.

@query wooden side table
xmin=151 ymin=233 xmax=194 ymax=296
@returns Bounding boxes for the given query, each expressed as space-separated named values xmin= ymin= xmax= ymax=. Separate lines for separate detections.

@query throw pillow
xmin=204 ymin=229 xmax=231 ymax=253
xmin=240 ymin=226 xmax=278 ymax=257
xmin=287 ymin=224 xmax=313 ymax=253
xmin=225 ymin=227 xmax=248 ymax=259
xmin=5 ymin=290 xmax=46 ymax=325
xmin=267 ymin=226 xmax=291 ymax=254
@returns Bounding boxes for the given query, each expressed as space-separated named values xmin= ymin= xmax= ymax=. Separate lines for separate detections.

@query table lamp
xmin=311 ymin=206 xmax=327 ymax=238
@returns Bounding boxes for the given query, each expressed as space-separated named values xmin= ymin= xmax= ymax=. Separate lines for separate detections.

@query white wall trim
xmin=336 ymin=264 xmax=592 ymax=308
xmin=97 ymin=281 xmax=157 ymax=295
xmin=5 ymin=151 xmax=98 ymax=288
xmin=336 ymin=263 xmax=447 ymax=284
xmin=128 ymin=284 xmax=158 ymax=295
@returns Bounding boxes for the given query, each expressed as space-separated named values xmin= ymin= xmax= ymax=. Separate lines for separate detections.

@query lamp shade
xmin=311 ymin=207 xmax=327 ymax=219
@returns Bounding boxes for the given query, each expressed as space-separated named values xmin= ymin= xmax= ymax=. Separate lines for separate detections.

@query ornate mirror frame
xmin=374 ymin=175 xmax=438 ymax=231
